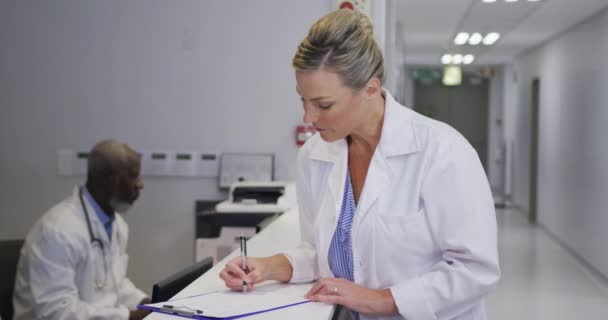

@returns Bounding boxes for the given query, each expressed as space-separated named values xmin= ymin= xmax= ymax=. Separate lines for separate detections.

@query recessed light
xmin=441 ymin=54 xmax=452 ymax=65
xmin=454 ymin=32 xmax=470 ymax=45
xmin=463 ymin=54 xmax=475 ymax=64
xmin=482 ymin=0 xmax=497 ymax=3
xmin=452 ymin=54 xmax=464 ymax=64
xmin=468 ymin=33 xmax=483 ymax=45
xmin=483 ymin=32 xmax=501 ymax=45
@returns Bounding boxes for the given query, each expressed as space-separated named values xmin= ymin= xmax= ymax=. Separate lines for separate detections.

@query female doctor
xmin=220 ymin=9 xmax=500 ymax=320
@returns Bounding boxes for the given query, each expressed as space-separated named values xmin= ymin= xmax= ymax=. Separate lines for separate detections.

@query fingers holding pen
xmin=219 ymin=257 xmax=268 ymax=291
xmin=219 ymin=259 xmax=248 ymax=290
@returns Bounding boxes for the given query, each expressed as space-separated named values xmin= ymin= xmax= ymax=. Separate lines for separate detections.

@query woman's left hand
xmin=304 ymin=278 xmax=398 ymax=316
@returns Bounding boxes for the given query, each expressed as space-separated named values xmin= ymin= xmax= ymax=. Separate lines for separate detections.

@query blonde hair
xmin=292 ymin=9 xmax=384 ymax=91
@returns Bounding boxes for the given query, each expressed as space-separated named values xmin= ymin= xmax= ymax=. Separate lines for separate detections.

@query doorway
xmin=529 ymin=78 xmax=540 ymax=223
xmin=414 ymin=77 xmax=490 ymax=171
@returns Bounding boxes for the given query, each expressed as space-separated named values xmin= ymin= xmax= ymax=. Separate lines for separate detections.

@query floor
xmin=486 ymin=209 xmax=608 ymax=319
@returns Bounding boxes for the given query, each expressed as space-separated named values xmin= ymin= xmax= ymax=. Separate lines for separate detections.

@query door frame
xmin=529 ymin=78 xmax=540 ymax=223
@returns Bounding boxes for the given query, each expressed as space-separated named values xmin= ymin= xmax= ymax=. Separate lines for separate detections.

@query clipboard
xmin=138 ymin=289 xmax=311 ymax=319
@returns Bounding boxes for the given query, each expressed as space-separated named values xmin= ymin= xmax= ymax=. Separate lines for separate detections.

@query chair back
xmin=0 ymin=240 xmax=25 ymax=320
xmin=151 ymin=257 xmax=214 ymax=303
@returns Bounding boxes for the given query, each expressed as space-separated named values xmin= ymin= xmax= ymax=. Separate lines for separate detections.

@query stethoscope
xmin=78 ymin=187 xmax=110 ymax=290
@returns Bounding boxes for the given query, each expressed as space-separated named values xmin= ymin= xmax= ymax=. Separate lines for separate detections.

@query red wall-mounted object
xmin=295 ymin=125 xmax=316 ymax=146
xmin=339 ymin=1 xmax=354 ymax=10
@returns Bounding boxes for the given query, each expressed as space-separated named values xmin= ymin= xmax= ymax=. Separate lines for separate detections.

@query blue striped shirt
xmin=328 ymin=169 xmax=355 ymax=281
xmin=328 ymin=169 xmax=358 ymax=319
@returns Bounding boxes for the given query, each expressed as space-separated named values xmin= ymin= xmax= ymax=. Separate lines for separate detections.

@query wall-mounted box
xmin=56 ymin=148 xmax=89 ymax=176
xmin=219 ymin=153 xmax=274 ymax=188
xmin=58 ymin=148 xmax=220 ymax=178
xmin=197 ymin=153 xmax=219 ymax=177
xmin=142 ymin=150 xmax=172 ymax=176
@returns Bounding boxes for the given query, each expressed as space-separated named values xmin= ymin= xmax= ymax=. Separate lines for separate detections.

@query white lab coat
xmin=13 ymin=187 xmax=147 ymax=320
xmin=284 ymin=90 xmax=500 ymax=320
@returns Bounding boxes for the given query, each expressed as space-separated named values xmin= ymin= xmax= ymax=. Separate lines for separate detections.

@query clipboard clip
xmin=160 ymin=304 xmax=204 ymax=317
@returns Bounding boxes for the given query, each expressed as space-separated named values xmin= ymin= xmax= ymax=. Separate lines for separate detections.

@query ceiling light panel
xmin=452 ymin=54 xmax=464 ymax=64
xmin=463 ymin=54 xmax=475 ymax=64
xmin=454 ymin=32 xmax=470 ymax=45
xmin=441 ymin=54 xmax=453 ymax=64
xmin=468 ymin=33 xmax=483 ymax=45
xmin=482 ymin=32 xmax=501 ymax=45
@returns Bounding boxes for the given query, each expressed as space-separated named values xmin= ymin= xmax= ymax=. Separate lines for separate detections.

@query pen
xmin=160 ymin=304 xmax=203 ymax=316
xmin=239 ymin=235 xmax=248 ymax=293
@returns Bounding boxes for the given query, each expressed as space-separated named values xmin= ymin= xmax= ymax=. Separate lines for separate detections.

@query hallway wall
xmin=508 ymin=7 xmax=608 ymax=277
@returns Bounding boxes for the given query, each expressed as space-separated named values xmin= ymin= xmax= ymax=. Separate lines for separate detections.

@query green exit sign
xmin=410 ymin=68 xmax=442 ymax=81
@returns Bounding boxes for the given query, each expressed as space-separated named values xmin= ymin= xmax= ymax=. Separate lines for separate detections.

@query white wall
xmin=502 ymin=63 xmax=519 ymax=198
xmin=0 ymin=0 xmax=331 ymax=292
xmin=507 ymin=8 xmax=608 ymax=276
xmin=383 ymin=0 xmax=410 ymax=106
xmin=487 ymin=67 xmax=505 ymax=193
xmin=371 ymin=0 xmax=386 ymax=53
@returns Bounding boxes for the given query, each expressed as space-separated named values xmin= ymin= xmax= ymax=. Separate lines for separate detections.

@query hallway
xmin=487 ymin=209 xmax=608 ymax=319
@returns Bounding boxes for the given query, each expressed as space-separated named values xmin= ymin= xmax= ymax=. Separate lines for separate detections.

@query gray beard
xmin=110 ymin=198 xmax=132 ymax=214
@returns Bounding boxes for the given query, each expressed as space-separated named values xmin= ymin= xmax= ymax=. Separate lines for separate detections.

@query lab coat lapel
xmin=356 ymin=148 xmax=391 ymax=221
xmin=310 ymin=138 xmax=348 ymax=222
xmin=356 ymin=90 xmax=421 ymax=221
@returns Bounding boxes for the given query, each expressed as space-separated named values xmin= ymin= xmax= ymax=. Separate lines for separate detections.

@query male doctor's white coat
xmin=13 ymin=187 xmax=147 ymax=320
xmin=284 ymin=91 xmax=500 ymax=320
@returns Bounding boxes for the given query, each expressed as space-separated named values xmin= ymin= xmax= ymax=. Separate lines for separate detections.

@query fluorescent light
xmin=463 ymin=54 xmax=475 ymax=64
xmin=454 ymin=32 xmax=470 ymax=45
xmin=482 ymin=0 xmax=497 ymax=2
xmin=483 ymin=32 xmax=501 ymax=45
xmin=468 ymin=33 xmax=483 ymax=45
xmin=441 ymin=54 xmax=452 ymax=65
xmin=452 ymin=54 xmax=463 ymax=64
xmin=505 ymin=0 xmax=518 ymax=2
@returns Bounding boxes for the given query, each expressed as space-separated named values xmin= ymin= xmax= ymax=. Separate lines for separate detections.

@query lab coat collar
xmin=72 ymin=186 xmax=114 ymax=246
xmin=307 ymin=89 xmax=420 ymax=222
xmin=359 ymin=90 xmax=421 ymax=220
xmin=308 ymin=89 xmax=420 ymax=163
xmin=308 ymin=135 xmax=347 ymax=163
xmin=379 ymin=89 xmax=421 ymax=157
xmin=83 ymin=188 xmax=114 ymax=237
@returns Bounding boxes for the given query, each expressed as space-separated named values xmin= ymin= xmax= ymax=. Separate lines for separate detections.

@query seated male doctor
xmin=13 ymin=139 xmax=151 ymax=320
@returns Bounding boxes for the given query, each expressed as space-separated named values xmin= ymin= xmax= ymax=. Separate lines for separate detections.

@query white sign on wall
xmin=56 ymin=148 xmax=219 ymax=178
xmin=219 ymin=153 xmax=274 ymax=189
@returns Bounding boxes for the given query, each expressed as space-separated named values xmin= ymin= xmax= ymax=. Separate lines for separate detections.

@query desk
xmin=144 ymin=208 xmax=334 ymax=319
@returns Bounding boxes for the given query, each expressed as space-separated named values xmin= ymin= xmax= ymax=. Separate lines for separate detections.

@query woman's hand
xmin=305 ymin=278 xmax=398 ymax=316
xmin=219 ymin=256 xmax=267 ymax=292
xmin=219 ymin=254 xmax=293 ymax=292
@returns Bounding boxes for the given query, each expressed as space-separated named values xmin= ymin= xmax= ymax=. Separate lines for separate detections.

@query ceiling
xmin=395 ymin=0 xmax=608 ymax=66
